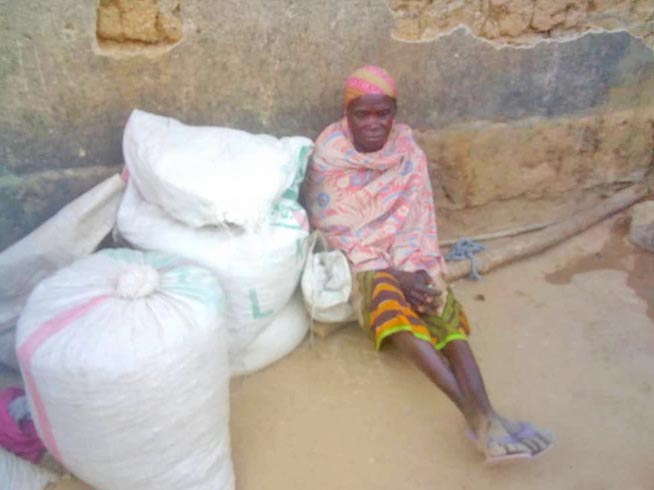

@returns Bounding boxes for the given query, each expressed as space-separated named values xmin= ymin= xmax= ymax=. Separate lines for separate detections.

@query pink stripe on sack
xmin=292 ymin=209 xmax=309 ymax=231
xmin=17 ymin=295 xmax=111 ymax=463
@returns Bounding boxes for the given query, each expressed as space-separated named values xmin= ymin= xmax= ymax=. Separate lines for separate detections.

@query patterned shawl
xmin=305 ymin=118 xmax=446 ymax=278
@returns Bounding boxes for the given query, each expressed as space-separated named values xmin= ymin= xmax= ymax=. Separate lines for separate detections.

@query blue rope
xmin=445 ymin=238 xmax=486 ymax=280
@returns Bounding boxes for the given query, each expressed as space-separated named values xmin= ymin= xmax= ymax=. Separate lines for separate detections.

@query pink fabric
xmin=0 ymin=387 xmax=46 ymax=463
xmin=305 ymin=118 xmax=446 ymax=278
xmin=17 ymin=295 xmax=111 ymax=464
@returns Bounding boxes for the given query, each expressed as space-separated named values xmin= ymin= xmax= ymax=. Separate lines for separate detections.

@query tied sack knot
xmin=116 ymin=265 xmax=160 ymax=299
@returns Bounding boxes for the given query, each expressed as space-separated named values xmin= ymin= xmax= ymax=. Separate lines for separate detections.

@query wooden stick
xmin=440 ymin=220 xmax=557 ymax=246
xmin=443 ymin=184 xmax=650 ymax=282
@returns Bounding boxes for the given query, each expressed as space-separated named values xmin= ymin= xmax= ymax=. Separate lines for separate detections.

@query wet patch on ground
xmin=545 ymin=218 xmax=653 ymax=321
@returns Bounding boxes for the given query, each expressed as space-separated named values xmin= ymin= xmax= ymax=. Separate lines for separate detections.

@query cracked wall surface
xmin=0 ymin=0 xmax=653 ymax=248
xmin=389 ymin=0 xmax=654 ymax=49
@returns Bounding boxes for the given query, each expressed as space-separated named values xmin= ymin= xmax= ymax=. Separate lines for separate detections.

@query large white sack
xmin=16 ymin=248 xmax=234 ymax=490
xmin=231 ymin=294 xmax=309 ymax=377
xmin=116 ymin=181 xmax=310 ymax=360
xmin=0 ymin=174 xmax=125 ymax=370
xmin=123 ymin=109 xmax=313 ymax=228
xmin=0 ymin=447 xmax=59 ymax=490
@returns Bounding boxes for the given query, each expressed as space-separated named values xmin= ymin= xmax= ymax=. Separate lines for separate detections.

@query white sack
xmin=0 ymin=174 xmax=125 ymax=369
xmin=0 ymin=447 xmax=59 ymax=490
xmin=231 ymin=294 xmax=309 ymax=377
xmin=16 ymin=248 xmax=234 ymax=490
xmin=116 ymin=181 xmax=309 ymax=360
xmin=301 ymin=232 xmax=356 ymax=324
xmin=123 ymin=109 xmax=313 ymax=228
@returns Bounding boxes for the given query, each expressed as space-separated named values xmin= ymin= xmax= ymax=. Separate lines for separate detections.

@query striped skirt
xmin=356 ymin=270 xmax=471 ymax=351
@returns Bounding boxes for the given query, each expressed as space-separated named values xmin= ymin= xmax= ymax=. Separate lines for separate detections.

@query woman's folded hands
xmin=389 ymin=269 xmax=447 ymax=316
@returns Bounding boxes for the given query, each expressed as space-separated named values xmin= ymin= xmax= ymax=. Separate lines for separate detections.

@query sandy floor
xmin=230 ymin=213 xmax=654 ymax=490
xmin=2 ymin=213 xmax=652 ymax=489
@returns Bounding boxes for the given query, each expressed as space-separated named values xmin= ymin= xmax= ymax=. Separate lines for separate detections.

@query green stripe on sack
xmin=249 ymin=289 xmax=273 ymax=319
xmin=282 ymin=144 xmax=312 ymax=201
xmin=282 ymin=189 xmax=298 ymax=200
xmin=272 ymin=222 xmax=304 ymax=231
xmin=296 ymin=238 xmax=306 ymax=260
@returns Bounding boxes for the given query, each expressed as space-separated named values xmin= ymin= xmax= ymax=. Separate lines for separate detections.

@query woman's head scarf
xmin=343 ymin=65 xmax=398 ymax=108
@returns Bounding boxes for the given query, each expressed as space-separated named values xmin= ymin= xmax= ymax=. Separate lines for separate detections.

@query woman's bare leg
xmin=442 ymin=339 xmax=494 ymax=423
xmin=389 ymin=331 xmax=465 ymax=410
xmin=443 ymin=339 xmax=554 ymax=455
xmin=390 ymin=332 xmax=540 ymax=460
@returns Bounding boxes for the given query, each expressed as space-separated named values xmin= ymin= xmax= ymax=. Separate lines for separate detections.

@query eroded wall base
xmin=417 ymin=106 xmax=653 ymax=208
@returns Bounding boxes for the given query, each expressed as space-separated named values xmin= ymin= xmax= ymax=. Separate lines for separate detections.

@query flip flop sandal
xmin=463 ymin=427 xmax=533 ymax=466
xmin=484 ymin=450 xmax=532 ymax=467
xmin=508 ymin=421 xmax=556 ymax=459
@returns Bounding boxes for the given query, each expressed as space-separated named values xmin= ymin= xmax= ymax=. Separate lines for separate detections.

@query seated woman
xmin=303 ymin=65 xmax=554 ymax=465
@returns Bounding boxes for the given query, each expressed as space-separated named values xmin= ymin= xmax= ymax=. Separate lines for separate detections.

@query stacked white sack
xmin=123 ymin=109 xmax=306 ymax=229
xmin=231 ymin=294 xmax=309 ymax=376
xmin=117 ymin=181 xmax=310 ymax=368
xmin=118 ymin=110 xmax=313 ymax=371
xmin=16 ymin=248 xmax=234 ymax=490
xmin=0 ymin=174 xmax=125 ymax=369
xmin=0 ymin=447 xmax=59 ymax=490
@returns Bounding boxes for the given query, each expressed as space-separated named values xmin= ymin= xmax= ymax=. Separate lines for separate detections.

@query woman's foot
xmin=471 ymin=416 xmax=532 ymax=466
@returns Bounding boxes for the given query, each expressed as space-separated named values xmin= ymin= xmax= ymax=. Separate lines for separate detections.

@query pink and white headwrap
xmin=343 ymin=65 xmax=398 ymax=108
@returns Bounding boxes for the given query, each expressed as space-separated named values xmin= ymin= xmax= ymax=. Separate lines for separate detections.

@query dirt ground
xmin=229 ymin=213 xmax=653 ymax=490
xmin=2 ymin=212 xmax=652 ymax=489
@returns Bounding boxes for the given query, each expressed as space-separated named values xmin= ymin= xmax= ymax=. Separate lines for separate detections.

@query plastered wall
xmin=0 ymin=0 xmax=652 ymax=248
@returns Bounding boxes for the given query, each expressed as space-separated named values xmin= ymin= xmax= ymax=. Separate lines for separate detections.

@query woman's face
xmin=346 ymin=94 xmax=397 ymax=153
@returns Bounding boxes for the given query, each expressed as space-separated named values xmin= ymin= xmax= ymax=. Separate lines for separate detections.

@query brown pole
xmin=444 ymin=184 xmax=651 ymax=282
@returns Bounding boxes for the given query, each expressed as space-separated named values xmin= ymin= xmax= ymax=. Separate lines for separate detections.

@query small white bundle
xmin=16 ymin=248 xmax=234 ymax=490
xmin=123 ymin=109 xmax=313 ymax=228
xmin=301 ymin=233 xmax=356 ymax=324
